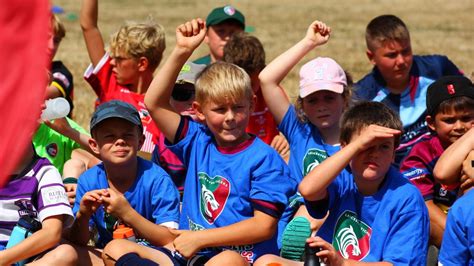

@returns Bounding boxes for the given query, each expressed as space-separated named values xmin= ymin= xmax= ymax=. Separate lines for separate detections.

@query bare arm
xmin=172 ymin=210 xmax=277 ymax=258
xmin=299 ymin=125 xmax=401 ymax=201
xmin=80 ymin=0 xmax=105 ymax=67
xmin=259 ymin=20 xmax=331 ymax=124
xmin=44 ymin=118 xmax=95 ymax=156
xmin=144 ymin=18 xmax=206 ymax=143
xmin=0 ymin=216 xmax=63 ymax=265
xmin=434 ymin=128 xmax=474 ymax=185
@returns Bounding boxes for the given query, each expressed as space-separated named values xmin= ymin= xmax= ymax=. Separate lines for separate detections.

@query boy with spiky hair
xmin=355 ymin=14 xmax=463 ymax=165
xmin=81 ymin=0 xmax=166 ymax=154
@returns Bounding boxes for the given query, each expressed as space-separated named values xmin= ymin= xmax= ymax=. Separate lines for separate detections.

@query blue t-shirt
xmin=306 ymin=166 xmax=429 ymax=265
xmin=168 ymin=118 xmax=297 ymax=263
xmin=73 ymin=157 xmax=180 ymax=248
xmin=439 ymin=189 xmax=474 ymax=265
xmin=355 ymin=55 xmax=462 ymax=165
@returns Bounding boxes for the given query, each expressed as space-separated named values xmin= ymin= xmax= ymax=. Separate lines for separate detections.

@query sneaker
xmin=280 ymin=216 xmax=312 ymax=261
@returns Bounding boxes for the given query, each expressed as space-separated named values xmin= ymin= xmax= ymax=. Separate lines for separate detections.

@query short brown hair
xmin=110 ymin=20 xmax=165 ymax=70
xmin=195 ymin=61 xmax=253 ymax=107
xmin=340 ymin=101 xmax=403 ymax=147
xmin=223 ymin=32 xmax=265 ymax=75
xmin=436 ymin=96 xmax=474 ymax=116
xmin=365 ymin=14 xmax=410 ymax=51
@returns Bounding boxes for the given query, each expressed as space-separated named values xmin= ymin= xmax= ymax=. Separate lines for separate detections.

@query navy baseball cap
xmin=90 ymin=100 xmax=143 ymax=133
xmin=426 ymin=75 xmax=474 ymax=116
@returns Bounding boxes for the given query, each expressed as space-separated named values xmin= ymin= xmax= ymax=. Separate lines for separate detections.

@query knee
xmin=102 ymin=239 xmax=134 ymax=262
xmin=44 ymin=244 xmax=78 ymax=266
xmin=207 ymin=250 xmax=247 ymax=266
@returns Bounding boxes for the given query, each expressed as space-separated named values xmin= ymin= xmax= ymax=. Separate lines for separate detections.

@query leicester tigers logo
xmin=198 ymin=172 xmax=230 ymax=224
xmin=302 ymin=148 xmax=328 ymax=176
xmin=333 ymin=211 xmax=371 ymax=260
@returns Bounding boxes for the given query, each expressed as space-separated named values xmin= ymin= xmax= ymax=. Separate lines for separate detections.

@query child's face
xmin=367 ymin=39 xmax=413 ymax=89
xmin=302 ymin=90 xmax=345 ymax=131
xmin=89 ymin=118 xmax=143 ymax=165
xmin=110 ymin=51 xmax=141 ymax=86
xmin=195 ymin=96 xmax=253 ymax=147
xmin=349 ymin=131 xmax=395 ymax=183
xmin=427 ymin=108 xmax=474 ymax=148
xmin=205 ymin=21 xmax=243 ymax=61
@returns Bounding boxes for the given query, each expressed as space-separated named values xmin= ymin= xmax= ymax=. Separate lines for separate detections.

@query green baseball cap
xmin=206 ymin=5 xmax=245 ymax=29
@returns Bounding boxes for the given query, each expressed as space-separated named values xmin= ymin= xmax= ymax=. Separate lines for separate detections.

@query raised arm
xmin=144 ymin=18 xmax=206 ymax=143
xmin=434 ymin=128 xmax=474 ymax=185
xmin=299 ymin=125 xmax=401 ymax=201
xmin=80 ymin=0 xmax=105 ymax=67
xmin=258 ymin=20 xmax=331 ymax=124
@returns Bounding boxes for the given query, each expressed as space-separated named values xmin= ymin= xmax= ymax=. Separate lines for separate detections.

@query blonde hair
xmin=195 ymin=62 xmax=253 ymax=107
xmin=110 ymin=19 xmax=165 ymax=70
xmin=295 ymin=70 xmax=354 ymax=123
xmin=365 ymin=15 xmax=410 ymax=51
xmin=51 ymin=14 xmax=66 ymax=41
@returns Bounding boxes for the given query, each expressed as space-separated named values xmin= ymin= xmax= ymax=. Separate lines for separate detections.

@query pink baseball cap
xmin=299 ymin=57 xmax=347 ymax=98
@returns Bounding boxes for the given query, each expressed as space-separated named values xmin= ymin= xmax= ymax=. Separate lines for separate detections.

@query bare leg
xmin=205 ymin=250 xmax=249 ymax=266
xmin=254 ymin=254 xmax=303 ymax=266
xmin=102 ymin=239 xmax=174 ymax=266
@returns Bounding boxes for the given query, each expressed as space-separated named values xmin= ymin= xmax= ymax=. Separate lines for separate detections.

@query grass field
xmin=52 ymin=0 xmax=474 ymax=129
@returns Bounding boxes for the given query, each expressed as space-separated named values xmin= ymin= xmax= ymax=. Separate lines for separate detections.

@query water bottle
xmin=304 ymin=243 xmax=321 ymax=266
xmin=113 ymin=224 xmax=136 ymax=242
xmin=6 ymin=216 xmax=42 ymax=266
xmin=41 ymin=97 xmax=70 ymax=121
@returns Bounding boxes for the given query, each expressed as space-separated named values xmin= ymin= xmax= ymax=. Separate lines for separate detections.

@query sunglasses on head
xmin=172 ymin=83 xmax=195 ymax=101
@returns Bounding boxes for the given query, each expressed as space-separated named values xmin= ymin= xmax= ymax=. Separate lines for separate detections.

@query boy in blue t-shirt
xmin=140 ymin=18 xmax=296 ymax=265
xmin=61 ymin=100 xmax=180 ymax=265
xmin=255 ymin=102 xmax=429 ymax=265
xmin=354 ymin=14 xmax=463 ymax=165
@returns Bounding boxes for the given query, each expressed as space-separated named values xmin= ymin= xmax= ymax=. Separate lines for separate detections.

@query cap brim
xmin=300 ymin=83 xmax=344 ymax=98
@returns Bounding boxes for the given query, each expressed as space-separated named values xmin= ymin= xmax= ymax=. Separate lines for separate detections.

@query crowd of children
xmin=1 ymin=2 xmax=473 ymax=266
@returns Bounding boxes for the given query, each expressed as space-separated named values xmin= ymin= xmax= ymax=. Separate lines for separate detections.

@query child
xmin=151 ymin=62 xmax=206 ymax=195
xmin=47 ymin=14 xmax=75 ymax=115
xmin=193 ymin=5 xmax=245 ymax=65
xmin=355 ymin=14 xmax=463 ymax=165
xmin=433 ymin=128 xmax=474 ymax=265
xmin=142 ymin=18 xmax=297 ymax=265
xmin=80 ymin=0 xmax=166 ymax=154
xmin=258 ymin=20 xmax=351 ymax=259
xmin=0 ymin=143 xmax=75 ymax=265
xmin=256 ymin=101 xmax=430 ymax=265
xmin=400 ymin=75 xmax=474 ymax=248
xmin=64 ymin=100 xmax=180 ymax=264
xmin=223 ymin=32 xmax=289 ymax=159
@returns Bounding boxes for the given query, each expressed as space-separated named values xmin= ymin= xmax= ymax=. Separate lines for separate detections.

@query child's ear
xmin=137 ymin=56 xmax=149 ymax=72
xmin=366 ymin=49 xmax=375 ymax=65
xmin=426 ymin=115 xmax=436 ymax=132
xmin=88 ymin=138 xmax=101 ymax=156
xmin=192 ymin=101 xmax=206 ymax=122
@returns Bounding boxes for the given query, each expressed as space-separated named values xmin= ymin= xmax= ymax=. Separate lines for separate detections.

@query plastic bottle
xmin=41 ymin=97 xmax=70 ymax=121
xmin=113 ymin=224 xmax=136 ymax=242
xmin=6 ymin=216 xmax=42 ymax=266
xmin=304 ymin=243 xmax=321 ymax=266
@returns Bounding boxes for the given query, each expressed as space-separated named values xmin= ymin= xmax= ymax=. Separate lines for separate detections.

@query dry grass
xmin=52 ymin=0 xmax=474 ymax=129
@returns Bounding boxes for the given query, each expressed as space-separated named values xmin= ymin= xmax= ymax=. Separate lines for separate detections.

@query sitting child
xmin=255 ymin=101 xmax=429 ymax=265
xmin=0 ymin=143 xmax=74 ymax=265
xmin=400 ymin=75 xmax=474 ymax=248
xmin=64 ymin=100 xmax=180 ymax=265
